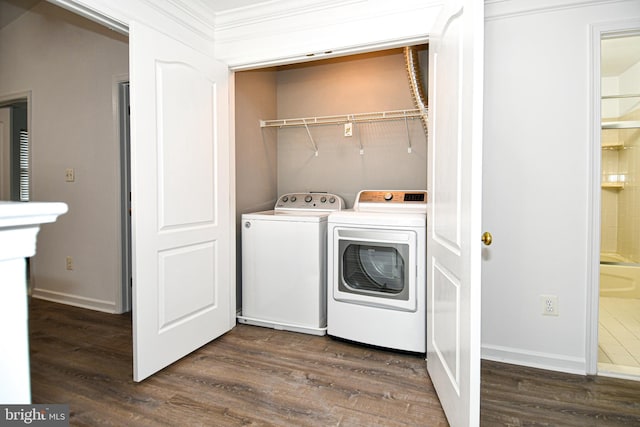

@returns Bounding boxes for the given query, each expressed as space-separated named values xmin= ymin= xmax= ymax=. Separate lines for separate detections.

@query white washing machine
xmin=327 ymin=190 xmax=427 ymax=352
xmin=238 ymin=192 xmax=344 ymax=336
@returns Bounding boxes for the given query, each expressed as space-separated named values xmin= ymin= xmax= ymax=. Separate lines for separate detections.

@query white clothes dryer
xmin=238 ymin=192 xmax=344 ymax=336
xmin=327 ymin=190 xmax=427 ymax=352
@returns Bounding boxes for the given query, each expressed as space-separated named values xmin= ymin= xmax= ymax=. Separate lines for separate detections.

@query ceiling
xmin=197 ymin=0 xmax=270 ymax=13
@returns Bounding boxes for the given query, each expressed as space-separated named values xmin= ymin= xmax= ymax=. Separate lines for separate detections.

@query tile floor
xmin=598 ymin=297 xmax=640 ymax=377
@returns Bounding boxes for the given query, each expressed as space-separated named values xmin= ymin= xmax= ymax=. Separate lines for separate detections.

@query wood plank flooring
xmin=29 ymin=299 xmax=640 ymax=426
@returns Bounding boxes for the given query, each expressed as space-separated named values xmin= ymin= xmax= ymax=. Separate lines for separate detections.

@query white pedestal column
xmin=0 ymin=202 xmax=67 ymax=404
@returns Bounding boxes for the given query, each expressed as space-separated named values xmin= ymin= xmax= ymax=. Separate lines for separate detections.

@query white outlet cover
xmin=540 ymin=295 xmax=559 ymax=316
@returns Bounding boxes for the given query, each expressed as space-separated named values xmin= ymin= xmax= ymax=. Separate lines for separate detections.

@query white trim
xmin=0 ymin=91 xmax=32 ymax=106
xmin=485 ymin=0 xmax=632 ymax=21
xmin=214 ymin=0 xmax=366 ymax=30
xmin=587 ymin=18 xmax=640 ymax=377
xmin=482 ymin=344 xmax=586 ymax=375
xmin=586 ymin=22 xmax=602 ymax=377
xmin=214 ymin=0 xmax=440 ymax=70
xmin=137 ymin=0 xmax=214 ymax=42
xmin=32 ymin=289 xmax=117 ymax=314
xmin=47 ymin=0 xmax=129 ymax=34
xmin=226 ymin=36 xmax=430 ymax=71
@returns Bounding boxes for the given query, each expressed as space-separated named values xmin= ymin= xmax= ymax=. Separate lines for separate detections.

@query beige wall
xmin=234 ymin=69 xmax=278 ymax=308
xmin=0 ymin=2 xmax=129 ymax=311
xmin=275 ymin=49 xmax=427 ymax=207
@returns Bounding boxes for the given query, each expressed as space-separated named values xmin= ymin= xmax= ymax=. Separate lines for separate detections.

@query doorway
xmin=0 ymin=97 xmax=31 ymax=290
xmin=0 ymin=98 xmax=29 ymax=202
xmin=597 ymin=32 xmax=640 ymax=379
xmin=0 ymin=0 xmax=129 ymax=313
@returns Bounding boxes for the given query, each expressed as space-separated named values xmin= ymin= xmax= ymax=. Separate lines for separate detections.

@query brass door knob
xmin=481 ymin=232 xmax=493 ymax=246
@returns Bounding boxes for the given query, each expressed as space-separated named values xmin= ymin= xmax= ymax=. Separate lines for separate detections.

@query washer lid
xmin=242 ymin=210 xmax=330 ymax=222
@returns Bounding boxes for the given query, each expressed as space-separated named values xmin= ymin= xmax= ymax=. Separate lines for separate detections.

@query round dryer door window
xmin=339 ymin=242 xmax=410 ymax=301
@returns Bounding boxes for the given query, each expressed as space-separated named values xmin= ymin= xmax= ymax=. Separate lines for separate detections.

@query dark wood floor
xmin=29 ymin=299 xmax=640 ymax=426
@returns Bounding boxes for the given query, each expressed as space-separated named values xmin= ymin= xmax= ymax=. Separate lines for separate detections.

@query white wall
xmin=0 ymin=2 xmax=129 ymax=312
xmin=482 ymin=0 xmax=640 ymax=373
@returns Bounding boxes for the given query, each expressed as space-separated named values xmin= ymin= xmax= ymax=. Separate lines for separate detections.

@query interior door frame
xmin=117 ymin=79 xmax=132 ymax=313
xmin=587 ymin=18 xmax=640 ymax=377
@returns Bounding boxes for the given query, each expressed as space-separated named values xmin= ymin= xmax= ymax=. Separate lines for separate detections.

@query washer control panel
xmin=275 ymin=193 xmax=345 ymax=211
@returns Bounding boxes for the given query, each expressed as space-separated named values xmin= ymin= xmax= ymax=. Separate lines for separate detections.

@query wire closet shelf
xmin=260 ymin=108 xmax=428 ymax=156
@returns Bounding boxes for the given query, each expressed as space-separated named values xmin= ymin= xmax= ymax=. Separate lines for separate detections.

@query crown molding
xmin=214 ymin=0 xmax=440 ymax=46
xmin=214 ymin=0 xmax=363 ymax=31
xmin=214 ymin=0 xmax=440 ymax=69
xmin=485 ymin=0 xmax=631 ymax=21
xmin=140 ymin=0 xmax=216 ymax=41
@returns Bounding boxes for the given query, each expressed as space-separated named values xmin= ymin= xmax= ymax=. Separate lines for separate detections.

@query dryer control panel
xmin=357 ymin=190 xmax=428 ymax=204
xmin=274 ymin=193 xmax=345 ymax=211
xmin=354 ymin=190 xmax=428 ymax=213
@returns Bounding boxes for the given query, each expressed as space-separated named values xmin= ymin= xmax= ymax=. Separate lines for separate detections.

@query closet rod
xmin=260 ymin=108 xmax=427 ymax=128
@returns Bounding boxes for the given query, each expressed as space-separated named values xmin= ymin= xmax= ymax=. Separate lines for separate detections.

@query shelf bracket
xmin=404 ymin=113 xmax=412 ymax=154
xmin=302 ymin=119 xmax=319 ymax=156
xmin=353 ymin=116 xmax=364 ymax=155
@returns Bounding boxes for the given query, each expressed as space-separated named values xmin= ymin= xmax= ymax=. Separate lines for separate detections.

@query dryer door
xmin=334 ymin=228 xmax=418 ymax=312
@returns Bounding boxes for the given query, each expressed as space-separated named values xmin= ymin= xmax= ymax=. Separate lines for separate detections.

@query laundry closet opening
xmin=234 ymin=45 xmax=428 ymax=311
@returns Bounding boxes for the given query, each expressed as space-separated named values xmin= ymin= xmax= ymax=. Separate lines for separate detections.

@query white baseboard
xmin=482 ymin=344 xmax=587 ymax=375
xmin=31 ymin=288 xmax=117 ymax=314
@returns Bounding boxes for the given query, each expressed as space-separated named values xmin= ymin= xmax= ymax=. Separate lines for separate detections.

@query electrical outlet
xmin=66 ymin=256 xmax=73 ymax=271
xmin=541 ymin=295 xmax=558 ymax=316
xmin=344 ymin=122 xmax=353 ymax=137
xmin=65 ymin=168 xmax=75 ymax=182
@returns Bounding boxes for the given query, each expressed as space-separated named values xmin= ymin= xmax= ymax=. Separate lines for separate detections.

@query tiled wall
xmin=616 ymin=119 xmax=640 ymax=263
xmin=600 ymin=59 xmax=640 ymax=263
